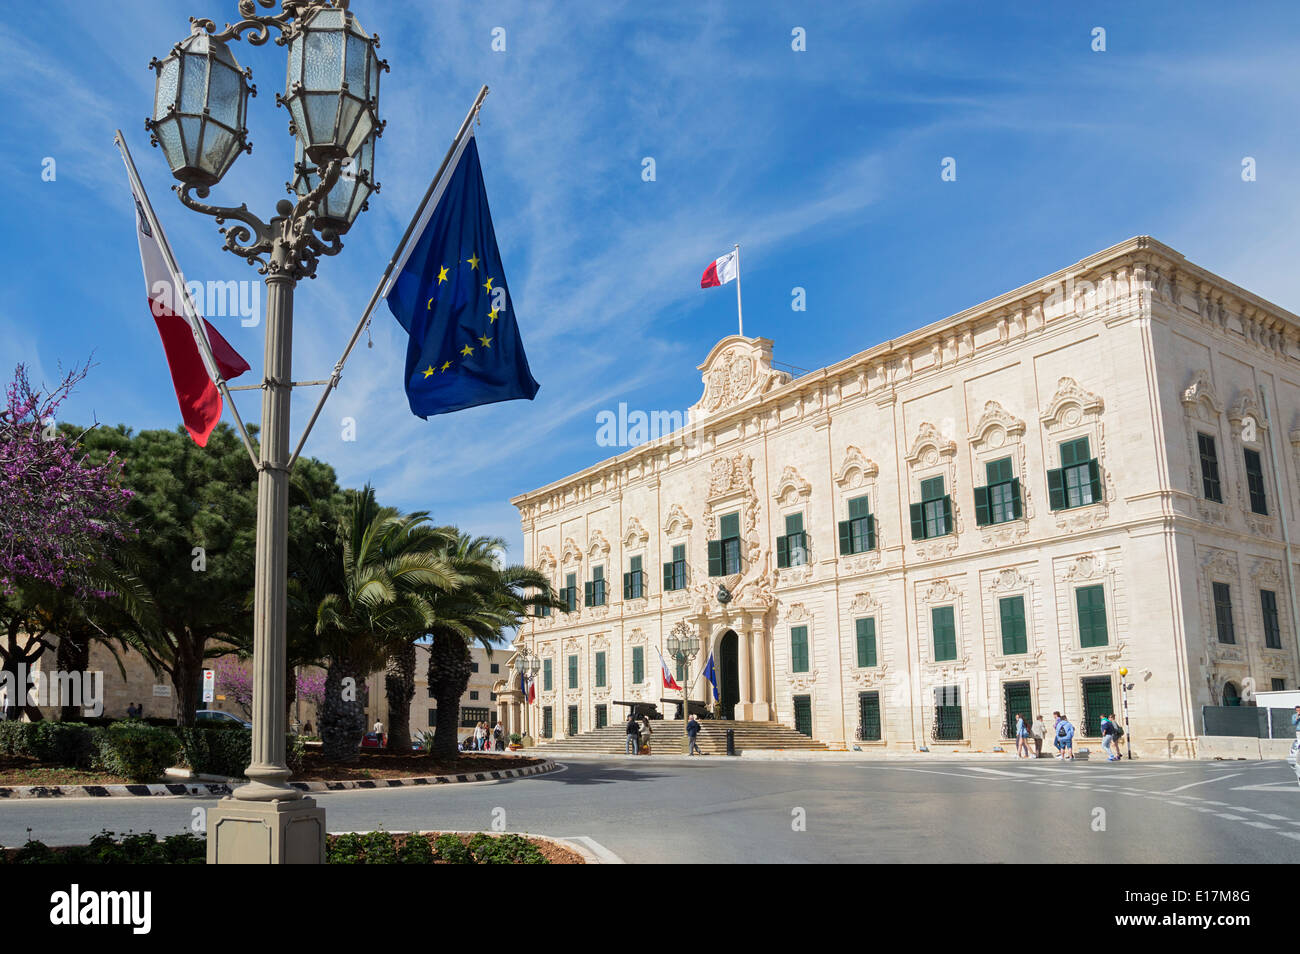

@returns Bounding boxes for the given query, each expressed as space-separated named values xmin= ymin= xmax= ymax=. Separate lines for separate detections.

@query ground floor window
xmin=460 ymin=706 xmax=489 ymax=727
xmin=857 ymin=692 xmax=881 ymax=742
xmin=793 ymin=695 xmax=813 ymax=737
xmin=567 ymin=705 xmax=579 ymax=737
xmin=1081 ymin=676 xmax=1114 ymax=736
xmin=595 ymin=704 xmax=607 ymax=729
xmin=1272 ymin=678 xmax=1287 ymax=692
xmin=933 ymin=685 xmax=963 ymax=741
xmin=541 ymin=706 xmax=553 ymax=738
xmin=1002 ymin=681 xmax=1032 ymax=739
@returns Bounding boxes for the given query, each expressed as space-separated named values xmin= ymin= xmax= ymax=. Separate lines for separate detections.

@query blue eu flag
xmin=385 ymin=132 xmax=539 ymax=417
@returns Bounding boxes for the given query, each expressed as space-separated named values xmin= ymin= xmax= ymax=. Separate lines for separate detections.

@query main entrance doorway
xmin=719 ymin=629 xmax=739 ymax=719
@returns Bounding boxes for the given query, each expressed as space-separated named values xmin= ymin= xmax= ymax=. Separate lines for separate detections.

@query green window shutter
xmin=595 ymin=652 xmax=606 ymax=687
xmin=630 ymin=555 xmax=641 ymax=573
xmin=1088 ymin=459 xmax=1102 ymax=503
xmin=941 ymin=496 xmax=953 ymax=535
xmin=720 ymin=512 xmax=740 ymax=539
xmin=1000 ymin=595 xmax=1027 ymax=655
xmin=1010 ymin=477 xmax=1023 ymax=519
xmin=776 ymin=534 xmax=789 ymax=568
xmin=707 ymin=539 xmax=723 ymax=576
xmin=910 ymin=502 xmax=925 ymax=540
xmin=632 ymin=647 xmax=644 ymax=683
xmin=1060 ymin=437 xmax=1089 ymax=467
xmin=623 ymin=571 xmax=632 ymax=598
xmin=543 ymin=658 xmax=552 ymax=692
xmin=790 ymin=626 xmax=809 ymax=673
xmin=1076 ymin=585 xmax=1108 ymax=647
xmin=785 ymin=512 xmax=803 ymax=535
xmin=866 ymin=514 xmax=876 ymax=550
xmin=974 ymin=485 xmax=991 ymax=527
xmin=568 ymin=655 xmax=578 ymax=688
xmin=932 ymin=606 xmax=956 ymax=661
xmin=583 ymin=581 xmax=593 ymax=606
xmin=856 ymin=617 xmax=877 ymax=668
xmin=663 ymin=562 xmax=674 ymax=591
xmin=848 ymin=495 xmax=870 ymax=519
xmin=838 ymin=519 xmax=853 ymax=555
xmin=1047 ymin=467 xmax=1065 ymax=510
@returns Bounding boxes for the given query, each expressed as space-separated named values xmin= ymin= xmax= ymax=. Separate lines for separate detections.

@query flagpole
xmin=734 ymin=243 xmax=743 ymax=337
xmin=286 ymin=84 xmax=490 ymax=469
xmin=114 ymin=130 xmax=260 ymax=470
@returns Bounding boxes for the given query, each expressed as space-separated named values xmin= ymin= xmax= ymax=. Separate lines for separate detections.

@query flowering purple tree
xmin=0 ymin=363 xmax=133 ymax=719
xmin=0 ymin=363 xmax=132 ymax=594
xmin=215 ymin=655 xmax=327 ymax=722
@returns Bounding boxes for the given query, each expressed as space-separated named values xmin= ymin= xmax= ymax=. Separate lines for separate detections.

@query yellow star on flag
xmin=479 ymin=335 xmax=493 ymax=348
xmin=422 ymin=365 xmax=435 ymax=379
xmin=437 ymin=265 xmax=449 ymax=284
xmin=426 ymin=297 xmax=434 ymax=310
xmin=440 ymin=361 xmax=451 ymax=372
xmin=466 ymin=254 xmax=480 ymax=270
xmin=461 ymin=343 xmax=474 ymax=357
xmin=482 ymin=276 xmax=494 ymax=293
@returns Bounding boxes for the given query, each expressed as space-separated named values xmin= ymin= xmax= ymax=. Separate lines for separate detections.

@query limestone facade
xmin=508 ymin=236 xmax=1300 ymax=757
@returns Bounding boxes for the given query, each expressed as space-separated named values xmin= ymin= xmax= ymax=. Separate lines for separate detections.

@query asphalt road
xmin=1 ymin=756 xmax=1297 ymax=863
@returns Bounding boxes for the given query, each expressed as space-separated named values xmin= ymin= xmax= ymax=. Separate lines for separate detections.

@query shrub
xmin=31 ymin=722 xmax=99 ymax=768
xmin=176 ymin=728 xmax=305 ymax=779
xmin=469 ymin=832 xmax=548 ymax=865
xmin=9 ymin=830 xmax=205 ymax=865
xmin=399 ymin=832 xmax=434 ymax=864
xmin=95 ymin=723 xmax=179 ymax=782
xmin=434 ymin=833 xmax=471 ymax=864
xmin=361 ymin=830 xmax=398 ymax=864
xmin=509 ymin=733 xmax=523 ymax=745
xmin=327 ymin=832 xmax=365 ymax=865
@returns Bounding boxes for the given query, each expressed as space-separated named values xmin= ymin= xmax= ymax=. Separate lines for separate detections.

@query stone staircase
xmin=536 ymin=719 xmax=828 ymax=755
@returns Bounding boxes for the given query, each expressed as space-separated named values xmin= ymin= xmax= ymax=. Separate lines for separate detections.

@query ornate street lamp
xmin=144 ymin=0 xmax=386 ymax=865
xmin=667 ymin=620 xmax=700 ymax=754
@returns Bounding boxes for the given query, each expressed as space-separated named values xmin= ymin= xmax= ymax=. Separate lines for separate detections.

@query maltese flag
xmin=700 ymin=248 xmax=739 ymax=288
xmin=657 ymin=648 xmax=682 ymax=691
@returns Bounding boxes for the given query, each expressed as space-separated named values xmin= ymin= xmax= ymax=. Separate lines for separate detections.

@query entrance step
xmin=536 ymin=719 xmax=828 ymax=754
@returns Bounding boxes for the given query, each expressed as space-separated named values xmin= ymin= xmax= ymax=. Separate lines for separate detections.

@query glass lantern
xmin=147 ymin=30 xmax=251 ymax=187
xmin=283 ymin=5 xmax=384 ymax=164
xmin=291 ymin=132 xmax=378 ymax=235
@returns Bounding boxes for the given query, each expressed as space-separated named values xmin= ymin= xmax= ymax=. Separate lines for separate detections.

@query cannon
xmin=613 ymin=700 xmax=662 ymax=720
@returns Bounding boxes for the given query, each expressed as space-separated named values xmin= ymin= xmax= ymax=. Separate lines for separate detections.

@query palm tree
xmin=314 ymin=486 xmax=459 ymax=762
xmin=423 ymin=532 xmax=560 ymax=760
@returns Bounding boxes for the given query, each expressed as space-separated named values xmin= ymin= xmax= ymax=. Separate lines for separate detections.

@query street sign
xmin=152 ymin=684 xmax=171 ymax=697
xmin=202 ymin=669 xmax=215 ymax=704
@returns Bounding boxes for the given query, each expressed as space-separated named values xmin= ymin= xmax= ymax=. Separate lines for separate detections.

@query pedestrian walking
xmin=1014 ymin=713 xmax=1030 ymax=758
xmin=1031 ymin=714 xmax=1045 ymax=758
xmin=1102 ymin=713 xmax=1123 ymax=761
xmin=687 ymin=714 xmax=703 ymax=755
xmin=639 ymin=715 xmax=653 ymax=754
xmin=1051 ymin=711 xmax=1063 ymax=758
xmin=1057 ymin=714 xmax=1075 ymax=760
xmin=625 ymin=713 xmax=640 ymax=755
xmin=475 ymin=721 xmax=487 ymax=751
xmin=373 ymin=719 xmax=385 ymax=748
xmin=493 ymin=721 xmax=505 ymax=751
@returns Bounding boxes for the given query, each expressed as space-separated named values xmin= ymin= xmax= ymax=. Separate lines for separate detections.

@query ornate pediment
xmin=989 ymin=566 xmax=1031 ymax=592
xmin=849 ymin=591 xmax=880 ymax=615
xmin=536 ymin=545 xmax=557 ymax=573
xmin=1228 ymin=389 xmax=1266 ymax=438
xmin=905 ymin=423 xmax=957 ymax=465
xmin=773 ymin=466 xmax=812 ymax=505
xmin=1041 ymin=377 xmax=1104 ymax=428
xmin=834 ymin=445 xmax=878 ymax=488
xmin=707 ymin=452 xmax=754 ymax=500
xmin=1181 ymin=370 xmax=1223 ymax=415
xmin=623 ymin=517 xmax=650 ymax=549
xmin=691 ymin=335 xmax=790 ymax=423
xmin=968 ymin=400 xmax=1026 ymax=448
xmin=663 ymin=503 xmax=693 ymax=537
xmin=586 ymin=530 xmax=611 ymax=562
xmin=920 ymin=577 xmax=959 ymax=604
xmin=560 ymin=538 xmax=583 ymax=567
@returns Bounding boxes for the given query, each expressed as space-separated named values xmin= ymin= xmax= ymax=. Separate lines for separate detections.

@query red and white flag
xmin=700 ymin=248 xmax=739 ymax=288
xmin=658 ymin=648 xmax=682 ymax=691
xmin=127 ymin=180 xmax=250 ymax=447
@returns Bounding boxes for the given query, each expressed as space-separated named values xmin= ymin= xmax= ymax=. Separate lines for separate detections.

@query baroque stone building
xmin=504 ymin=237 xmax=1300 ymax=757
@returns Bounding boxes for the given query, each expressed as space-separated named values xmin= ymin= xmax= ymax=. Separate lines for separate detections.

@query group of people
xmin=624 ymin=713 xmax=705 ymax=755
xmin=125 ymin=702 xmax=146 ymax=719
xmin=463 ymin=720 xmax=506 ymax=751
xmin=1011 ymin=711 xmax=1125 ymax=761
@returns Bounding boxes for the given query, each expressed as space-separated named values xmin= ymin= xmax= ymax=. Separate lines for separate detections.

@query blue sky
xmin=3 ymin=1 xmax=1299 ymax=560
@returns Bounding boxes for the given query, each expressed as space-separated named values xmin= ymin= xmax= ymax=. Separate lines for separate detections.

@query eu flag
xmin=385 ymin=131 xmax=539 ymax=417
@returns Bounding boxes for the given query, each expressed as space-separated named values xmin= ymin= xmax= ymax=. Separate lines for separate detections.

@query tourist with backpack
xmin=1051 ymin=711 xmax=1063 ymax=758
xmin=1103 ymin=713 xmax=1124 ymax=761
xmin=625 ymin=714 xmax=640 ymax=755
xmin=1057 ymin=715 xmax=1075 ymax=760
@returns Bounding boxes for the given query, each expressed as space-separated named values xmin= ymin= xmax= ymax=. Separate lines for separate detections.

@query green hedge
xmin=326 ymin=831 xmax=549 ymax=864
xmin=2 ymin=831 xmax=205 ymax=865
xmin=176 ymin=727 xmax=304 ymax=779
xmin=95 ymin=723 xmax=181 ymax=782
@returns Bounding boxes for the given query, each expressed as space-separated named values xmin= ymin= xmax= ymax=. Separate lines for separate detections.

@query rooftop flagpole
xmin=287 ymin=84 xmax=490 ymax=469
xmin=734 ymin=243 xmax=744 ymax=337
xmin=114 ymin=130 xmax=260 ymax=470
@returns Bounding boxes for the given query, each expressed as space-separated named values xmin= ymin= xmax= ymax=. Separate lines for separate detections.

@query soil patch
xmin=294 ymin=750 xmax=544 ymax=782
xmin=0 ymin=755 xmax=134 ymax=787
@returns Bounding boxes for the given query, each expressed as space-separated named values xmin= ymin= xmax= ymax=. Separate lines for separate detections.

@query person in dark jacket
xmin=687 ymin=714 xmax=702 ymax=755
xmin=626 ymin=715 xmax=641 ymax=755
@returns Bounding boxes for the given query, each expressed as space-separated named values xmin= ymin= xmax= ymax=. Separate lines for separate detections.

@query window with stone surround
xmin=912 ymin=476 xmax=952 ymax=540
xmin=708 ymin=511 xmax=743 ymax=576
xmin=839 ymin=495 xmax=876 ymax=554
xmin=1261 ymin=589 xmax=1282 ymax=649
xmin=975 ymin=456 xmax=1022 ymax=526
xmin=855 ymin=617 xmax=877 ymax=668
xmin=999 ymin=595 xmax=1028 ymax=655
xmin=1197 ymin=433 xmax=1223 ymax=502
xmin=931 ymin=605 xmax=957 ymax=661
xmin=790 ymin=625 xmax=810 ymax=673
xmin=1212 ymin=582 xmax=1236 ymax=644
xmin=777 ymin=511 xmax=808 ymax=568
xmin=663 ymin=543 xmax=687 ymax=591
xmin=623 ymin=555 xmax=645 ymax=599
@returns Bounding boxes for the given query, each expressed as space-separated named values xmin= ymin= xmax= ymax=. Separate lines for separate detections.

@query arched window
xmin=1222 ymin=681 xmax=1241 ymax=707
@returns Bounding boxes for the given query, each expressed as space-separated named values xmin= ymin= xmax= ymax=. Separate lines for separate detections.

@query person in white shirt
xmin=373 ymin=720 xmax=385 ymax=748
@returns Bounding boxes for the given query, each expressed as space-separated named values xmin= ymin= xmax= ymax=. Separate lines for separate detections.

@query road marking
xmin=1231 ymin=783 xmax=1300 ymax=793
xmin=1260 ymin=813 xmax=1291 ymax=821
xmin=566 ymin=835 xmax=625 ymax=864
xmin=1244 ymin=821 xmax=1276 ymax=829
xmin=1281 ymin=832 xmax=1300 ymax=842
xmin=1215 ymin=813 xmax=1246 ymax=821
xmin=1164 ymin=774 xmax=1241 ymax=793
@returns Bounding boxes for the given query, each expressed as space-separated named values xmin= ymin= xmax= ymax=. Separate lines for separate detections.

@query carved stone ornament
xmin=904 ymin=422 xmax=957 ymax=466
xmin=968 ymin=400 xmax=1026 ymax=448
xmin=691 ymin=335 xmax=790 ymax=423
xmin=664 ymin=504 xmax=693 ymax=537
xmin=788 ymin=670 xmax=820 ymax=692
xmin=623 ymin=517 xmax=650 ymax=549
xmin=834 ymin=446 xmax=879 ymax=489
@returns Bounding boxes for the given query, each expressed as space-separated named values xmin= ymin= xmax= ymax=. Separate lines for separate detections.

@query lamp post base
xmin=207 ymin=795 xmax=326 ymax=865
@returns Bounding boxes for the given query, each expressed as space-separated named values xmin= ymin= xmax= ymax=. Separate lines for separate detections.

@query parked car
xmin=194 ymin=710 xmax=252 ymax=729
xmin=360 ymin=732 xmax=385 ymax=749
